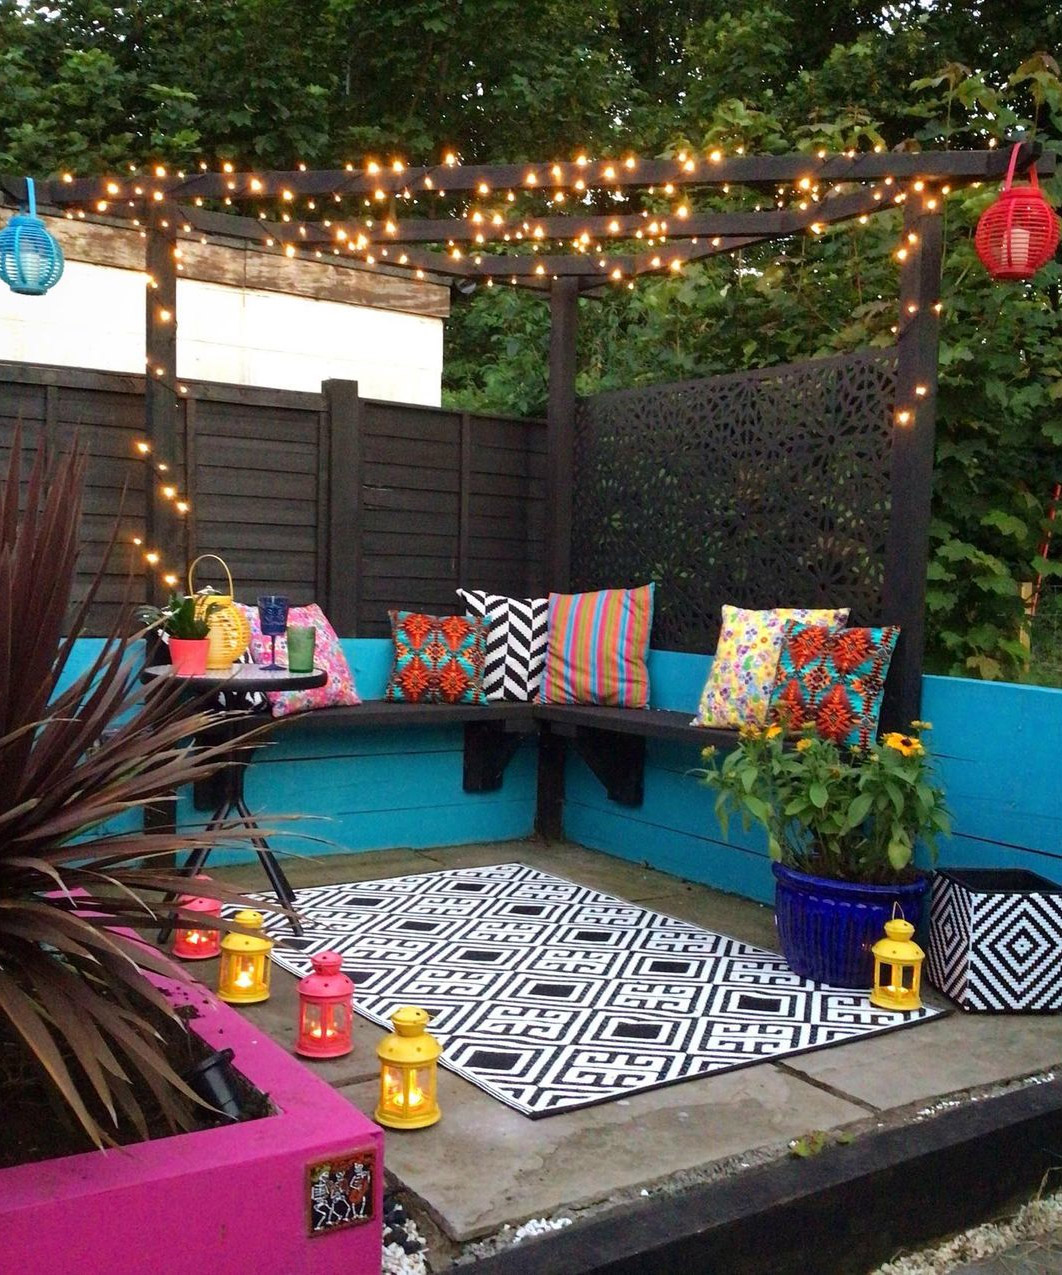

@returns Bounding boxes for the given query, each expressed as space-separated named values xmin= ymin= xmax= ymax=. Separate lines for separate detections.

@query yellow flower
xmin=883 ymin=732 xmax=925 ymax=758
xmin=765 ymin=724 xmax=783 ymax=740
xmin=795 ymin=738 xmax=813 ymax=753
xmin=910 ymin=720 xmax=933 ymax=731
xmin=739 ymin=723 xmax=762 ymax=740
xmin=700 ymin=745 xmax=717 ymax=760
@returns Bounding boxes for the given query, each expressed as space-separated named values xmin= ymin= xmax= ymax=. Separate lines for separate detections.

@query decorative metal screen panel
xmin=571 ymin=349 xmax=898 ymax=652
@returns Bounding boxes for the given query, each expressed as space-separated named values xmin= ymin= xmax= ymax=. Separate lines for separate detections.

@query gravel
xmin=871 ymin=1186 xmax=1062 ymax=1274
xmin=382 ymin=1194 xmax=430 ymax=1275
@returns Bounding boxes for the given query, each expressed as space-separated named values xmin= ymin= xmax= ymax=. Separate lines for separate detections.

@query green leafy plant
xmin=137 ymin=592 xmax=211 ymax=640
xmin=696 ymin=723 xmax=950 ymax=885
xmin=0 ymin=429 xmax=279 ymax=1148
xmin=146 ymin=593 xmax=214 ymax=640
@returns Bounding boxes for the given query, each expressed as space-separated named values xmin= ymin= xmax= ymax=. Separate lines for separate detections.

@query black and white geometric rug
xmin=256 ymin=862 xmax=942 ymax=1118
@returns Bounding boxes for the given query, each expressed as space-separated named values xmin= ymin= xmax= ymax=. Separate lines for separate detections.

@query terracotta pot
xmin=168 ymin=637 xmax=209 ymax=676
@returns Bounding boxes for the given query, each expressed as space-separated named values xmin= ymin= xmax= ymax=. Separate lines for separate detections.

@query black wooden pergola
xmin=6 ymin=142 xmax=1053 ymax=723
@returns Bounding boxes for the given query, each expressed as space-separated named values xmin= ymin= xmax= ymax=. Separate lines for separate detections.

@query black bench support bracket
xmin=574 ymin=727 xmax=646 ymax=808
xmin=463 ymin=721 xmax=523 ymax=793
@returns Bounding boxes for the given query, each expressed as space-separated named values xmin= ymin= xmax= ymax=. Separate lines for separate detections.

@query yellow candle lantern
xmin=188 ymin=554 xmax=250 ymax=669
xmin=870 ymin=913 xmax=925 ymax=1012
xmin=374 ymin=1006 xmax=441 ymax=1130
xmin=217 ymin=909 xmax=273 ymax=1004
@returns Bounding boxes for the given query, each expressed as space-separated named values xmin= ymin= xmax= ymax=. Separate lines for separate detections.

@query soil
xmin=0 ymin=1002 xmax=271 ymax=1170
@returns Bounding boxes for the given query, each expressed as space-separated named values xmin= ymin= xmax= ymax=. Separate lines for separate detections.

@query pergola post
xmin=546 ymin=277 xmax=578 ymax=592
xmin=881 ymin=192 xmax=945 ymax=731
xmin=145 ymin=219 xmax=180 ymax=595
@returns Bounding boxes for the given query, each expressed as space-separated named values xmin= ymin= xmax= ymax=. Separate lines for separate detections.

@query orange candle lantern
xmin=172 ymin=876 xmax=222 ymax=960
xmin=295 ymin=951 xmax=355 ymax=1059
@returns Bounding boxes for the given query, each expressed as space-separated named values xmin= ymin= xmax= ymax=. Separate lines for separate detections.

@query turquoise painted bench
xmin=237 ymin=698 xmax=737 ymax=839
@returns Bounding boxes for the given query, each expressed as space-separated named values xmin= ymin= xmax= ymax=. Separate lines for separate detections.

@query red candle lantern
xmin=172 ymin=876 xmax=222 ymax=960
xmin=296 ymin=951 xmax=354 ymax=1059
xmin=975 ymin=144 xmax=1060 ymax=280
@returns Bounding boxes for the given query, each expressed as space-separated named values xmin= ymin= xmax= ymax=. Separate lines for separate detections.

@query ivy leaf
xmin=980 ymin=510 xmax=1028 ymax=541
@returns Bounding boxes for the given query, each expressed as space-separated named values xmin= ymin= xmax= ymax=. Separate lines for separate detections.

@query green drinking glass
xmin=286 ymin=624 xmax=316 ymax=673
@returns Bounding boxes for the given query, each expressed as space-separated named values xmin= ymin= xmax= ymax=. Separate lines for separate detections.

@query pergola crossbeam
xmin=27 ymin=145 xmax=1048 ymax=207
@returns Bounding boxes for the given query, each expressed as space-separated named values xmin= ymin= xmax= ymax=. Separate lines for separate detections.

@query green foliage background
xmin=1 ymin=0 xmax=1060 ymax=680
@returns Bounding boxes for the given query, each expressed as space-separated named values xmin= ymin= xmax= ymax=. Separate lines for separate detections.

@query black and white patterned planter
xmin=927 ymin=868 xmax=1062 ymax=1012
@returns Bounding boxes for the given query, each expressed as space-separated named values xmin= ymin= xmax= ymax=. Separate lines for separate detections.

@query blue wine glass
xmin=257 ymin=595 xmax=290 ymax=671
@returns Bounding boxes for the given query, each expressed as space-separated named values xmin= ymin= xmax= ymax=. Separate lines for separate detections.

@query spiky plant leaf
xmin=0 ymin=428 xmax=293 ymax=1148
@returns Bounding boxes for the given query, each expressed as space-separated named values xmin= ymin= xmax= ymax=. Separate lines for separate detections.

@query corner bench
xmin=212 ymin=698 xmax=735 ymax=841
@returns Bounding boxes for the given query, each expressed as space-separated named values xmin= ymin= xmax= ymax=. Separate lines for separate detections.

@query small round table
xmin=143 ymin=664 xmax=327 ymax=937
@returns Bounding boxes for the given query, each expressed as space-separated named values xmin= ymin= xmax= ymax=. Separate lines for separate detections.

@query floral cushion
xmin=767 ymin=622 xmax=900 ymax=750
xmin=693 ymin=605 xmax=850 ymax=729
xmin=385 ymin=611 xmax=489 ymax=704
xmin=239 ymin=603 xmax=361 ymax=718
xmin=539 ymin=584 xmax=655 ymax=708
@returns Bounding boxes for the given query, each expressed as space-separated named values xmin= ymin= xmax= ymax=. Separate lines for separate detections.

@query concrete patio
xmin=206 ymin=839 xmax=1062 ymax=1270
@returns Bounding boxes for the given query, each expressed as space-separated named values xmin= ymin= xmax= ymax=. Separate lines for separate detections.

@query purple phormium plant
xmin=0 ymin=428 xmax=285 ymax=1146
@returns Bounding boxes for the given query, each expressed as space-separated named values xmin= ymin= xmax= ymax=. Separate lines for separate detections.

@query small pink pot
xmin=169 ymin=637 xmax=209 ymax=676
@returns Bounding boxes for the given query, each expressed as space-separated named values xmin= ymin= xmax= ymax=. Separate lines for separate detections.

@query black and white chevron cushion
xmin=457 ymin=589 xmax=549 ymax=701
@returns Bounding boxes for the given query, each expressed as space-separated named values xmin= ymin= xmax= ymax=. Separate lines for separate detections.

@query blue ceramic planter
xmin=772 ymin=861 xmax=930 ymax=989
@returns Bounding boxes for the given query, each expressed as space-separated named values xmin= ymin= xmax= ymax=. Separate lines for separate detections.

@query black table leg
xmin=155 ymin=700 xmax=303 ymax=942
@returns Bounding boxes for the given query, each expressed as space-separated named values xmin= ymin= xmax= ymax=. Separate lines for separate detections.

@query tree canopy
xmin=1 ymin=0 xmax=1060 ymax=680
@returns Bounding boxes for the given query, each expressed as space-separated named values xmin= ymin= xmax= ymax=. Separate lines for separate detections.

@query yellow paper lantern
xmin=217 ymin=909 xmax=272 ymax=1004
xmin=870 ymin=914 xmax=924 ymax=1012
xmin=188 ymin=554 xmax=250 ymax=669
xmin=374 ymin=1006 xmax=441 ymax=1130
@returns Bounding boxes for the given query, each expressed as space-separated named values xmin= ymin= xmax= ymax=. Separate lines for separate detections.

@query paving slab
xmin=518 ymin=842 xmax=692 ymax=903
xmin=213 ymin=845 xmax=428 ymax=892
xmin=201 ymin=838 xmax=1062 ymax=1261
xmin=339 ymin=1060 xmax=868 ymax=1241
xmin=781 ymin=1011 xmax=1062 ymax=1110
xmin=646 ymin=885 xmax=779 ymax=950
xmin=415 ymin=841 xmax=549 ymax=870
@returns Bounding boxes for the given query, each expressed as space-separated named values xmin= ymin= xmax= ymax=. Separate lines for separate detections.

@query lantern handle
xmin=24 ymin=177 xmax=36 ymax=218
xmin=1003 ymin=143 xmax=1039 ymax=192
xmin=891 ymin=900 xmax=903 ymax=921
xmin=188 ymin=553 xmax=235 ymax=598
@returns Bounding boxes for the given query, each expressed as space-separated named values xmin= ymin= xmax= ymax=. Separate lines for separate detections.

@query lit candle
xmin=1006 ymin=225 xmax=1032 ymax=269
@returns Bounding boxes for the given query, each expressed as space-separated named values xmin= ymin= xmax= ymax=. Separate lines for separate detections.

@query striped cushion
xmin=457 ymin=589 xmax=549 ymax=702
xmin=539 ymin=584 xmax=655 ymax=708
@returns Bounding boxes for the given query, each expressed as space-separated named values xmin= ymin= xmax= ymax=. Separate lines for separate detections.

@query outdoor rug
xmin=255 ymin=862 xmax=943 ymax=1117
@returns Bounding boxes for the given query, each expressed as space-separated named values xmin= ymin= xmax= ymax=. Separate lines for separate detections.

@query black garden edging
xmin=467 ymin=1077 xmax=1062 ymax=1275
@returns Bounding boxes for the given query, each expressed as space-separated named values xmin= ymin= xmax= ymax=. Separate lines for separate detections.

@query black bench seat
xmin=270 ymin=699 xmax=537 ymax=732
xmin=530 ymin=703 xmax=730 ymax=834
xmin=214 ymin=697 xmax=736 ymax=831
xmin=533 ymin=702 xmax=734 ymax=748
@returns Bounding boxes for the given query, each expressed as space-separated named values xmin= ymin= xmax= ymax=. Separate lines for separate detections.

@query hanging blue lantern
xmin=0 ymin=178 xmax=65 ymax=296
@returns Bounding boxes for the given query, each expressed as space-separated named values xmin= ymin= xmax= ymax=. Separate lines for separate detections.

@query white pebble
xmin=512 ymin=1216 xmax=573 ymax=1244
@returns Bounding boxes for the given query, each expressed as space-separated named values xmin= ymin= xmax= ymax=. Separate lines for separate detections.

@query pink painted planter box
xmin=0 ymin=975 xmax=384 ymax=1275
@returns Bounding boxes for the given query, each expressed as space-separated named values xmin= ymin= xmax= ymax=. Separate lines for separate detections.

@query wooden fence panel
xmin=187 ymin=389 xmax=322 ymax=606
xmin=0 ymin=363 xmax=149 ymax=633
xmin=0 ymin=362 xmax=548 ymax=639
